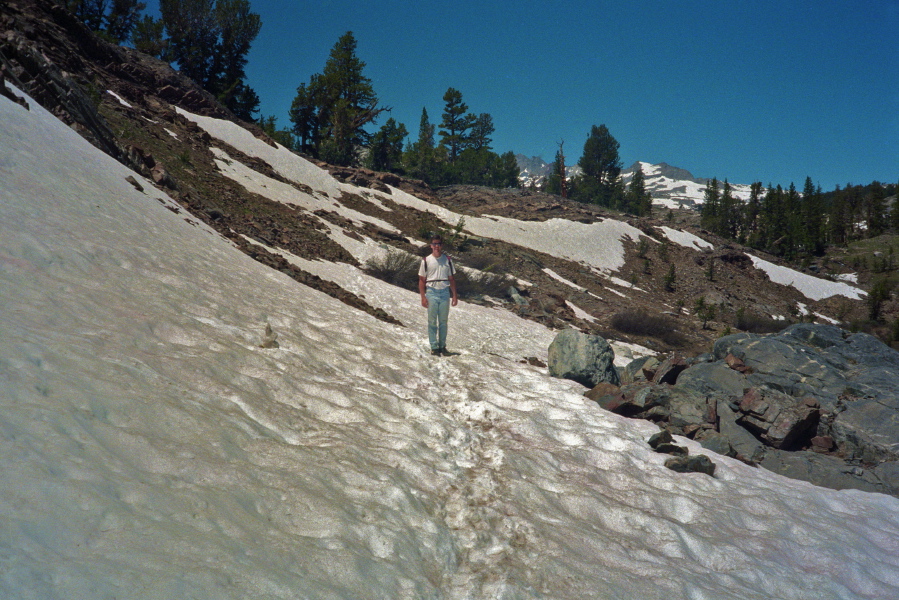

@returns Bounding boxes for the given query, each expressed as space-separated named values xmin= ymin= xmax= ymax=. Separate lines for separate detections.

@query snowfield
xmin=2 ymin=91 xmax=898 ymax=599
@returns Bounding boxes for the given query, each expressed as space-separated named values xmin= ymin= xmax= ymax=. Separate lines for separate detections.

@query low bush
xmin=611 ymin=310 xmax=686 ymax=346
xmin=734 ymin=308 xmax=790 ymax=334
xmin=363 ymin=249 xmax=420 ymax=291
xmin=454 ymin=268 xmax=513 ymax=299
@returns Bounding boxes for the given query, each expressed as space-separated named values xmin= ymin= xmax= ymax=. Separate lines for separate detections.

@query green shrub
xmin=611 ymin=310 xmax=687 ymax=346
xmin=454 ymin=268 xmax=512 ymax=299
xmin=734 ymin=308 xmax=789 ymax=334
xmin=363 ymin=249 xmax=420 ymax=291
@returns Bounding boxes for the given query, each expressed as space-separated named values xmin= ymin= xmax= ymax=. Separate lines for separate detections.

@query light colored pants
xmin=426 ymin=287 xmax=451 ymax=350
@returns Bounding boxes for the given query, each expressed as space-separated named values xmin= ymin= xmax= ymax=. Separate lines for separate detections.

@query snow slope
xmin=2 ymin=91 xmax=898 ymax=600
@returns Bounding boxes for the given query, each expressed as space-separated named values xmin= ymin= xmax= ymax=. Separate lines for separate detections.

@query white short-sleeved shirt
xmin=419 ymin=254 xmax=455 ymax=290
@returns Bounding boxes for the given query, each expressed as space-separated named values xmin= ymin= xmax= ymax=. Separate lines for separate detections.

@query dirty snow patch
xmin=749 ymin=255 xmax=867 ymax=300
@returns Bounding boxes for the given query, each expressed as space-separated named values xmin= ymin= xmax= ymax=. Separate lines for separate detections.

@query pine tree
xmin=106 ymin=0 xmax=146 ymax=42
xmin=866 ymin=181 xmax=888 ymax=237
xmin=743 ymin=182 xmax=763 ymax=246
xmin=367 ymin=118 xmax=407 ymax=173
xmin=720 ymin=179 xmax=741 ymax=239
xmin=132 ymin=15 xmax=166 ymax=56
xmin=439 ymin=88 xmax=475 ymax=162
xmin=827 ymin=184 xmax=848 ymax=245
xmin=700 ymin=177 xmax=720 ymax=232
xmin=468 ymin=113 xmax=494 ymax=151
xmin=289 ymin=32 xmax=386 ymax=165
xmin=157 ymin=0 xmax=261 ymax=119
xmin=546 ymin=143 xmax=567 ymax=197
xmin=574 ymin=124 xmax=622 ymax=207
xmin=625 ymin=165 xmax=652 ymax=216
xmin=403 ymin=107 xmax=441 ymax=184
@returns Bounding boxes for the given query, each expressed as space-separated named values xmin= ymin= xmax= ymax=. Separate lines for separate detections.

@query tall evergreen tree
xmin=624 ymin=165 xmax=652 ymax=216
xmin=159 ymin=0 xmax=219 ymax=86
xmin=68 ymin=0 xmax=146 ymax=43
xmin=367 ymin=118 xmax=408 ymax=173
xmin=403 ymin=107 xmax=442 ymax=183
xmin=157 ymin=0 xmax=261 ymax=119
xmin=800 ymin=177 xmax=826 ymax=255
xmin=439 ymin=88 xmax=476 ymax=162
xmin=546 ymin=144 xmax=567 ymax=197
xmin=106 ymin=0 xmax=146 ymax=42
xmin=866 ymin=181 xmax=888 ymax=237
xmin=574 ymin=124 xmax=622 ymax=207
xmin=828 ymin=184 xmax=849 ymax=246
xmin=289 ymin=32 xmax=386 ymax=165
xmin=468 ymin=113 xmax=494 ymax=151
xmin=743 ymin=182 xmax=763 ymax=246
xmin=132 ymin=14 xmax=166 ymax=57
xmin=700 ymin=177 xmax=721 ymax=232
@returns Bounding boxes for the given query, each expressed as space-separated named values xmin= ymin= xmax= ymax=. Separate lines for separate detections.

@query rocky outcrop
xmin=548 ymin=329 xmax=620 ymax=387
xmin=591 ymin=324 xmax=899 ymax=497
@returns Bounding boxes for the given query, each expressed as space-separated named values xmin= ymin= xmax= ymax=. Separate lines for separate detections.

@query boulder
xmin=654 ymin=353 xmax=688 ymax=384
xmin=735 ymin=388 xmax=820 ymax=450
xmin=664 ymin=455 xmax=716 ymax=476
xmin=695 ymin=431 xmax=737 ymax=458
xmin=621 ymin=355 xmax=659 ymax=384
xmin=760 ymin=451 xmax=886 ymax=494
xmin=548 ymin=329 xmax=620 ymax=387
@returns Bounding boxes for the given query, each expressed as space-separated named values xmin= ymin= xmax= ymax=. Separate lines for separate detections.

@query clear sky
xmin=149 ymin=0 xmax=897 ymax=190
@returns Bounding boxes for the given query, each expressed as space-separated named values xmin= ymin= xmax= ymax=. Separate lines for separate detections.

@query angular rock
xmin=584 ymin=382 xmax=621 ymax=403
xmin=736 ymin=388 xmax=819 ymax=450
xmin=654 ymin=353 xmax=688 ymax=384
xmin=655 ymin=443 xmax=688 ymax=456
xmin=647 ymin=430 xmax=673 ymax=449
xmin=664 ymin=455 xmax=716 ymax=476
xmin=760 ymin=450 xmax=885 ymax=494
xmin=548 ymin=329 xmax=620 ymax=387
xmin=696 ymin=431 xmax=737 ymax=458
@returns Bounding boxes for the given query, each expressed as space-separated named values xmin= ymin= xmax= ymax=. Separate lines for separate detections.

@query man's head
xmin=430 ymin=235 xmax=443 ymax=255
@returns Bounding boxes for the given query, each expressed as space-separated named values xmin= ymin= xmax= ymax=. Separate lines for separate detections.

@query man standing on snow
xmin=419 ymin=235 xmax=458 ymax=356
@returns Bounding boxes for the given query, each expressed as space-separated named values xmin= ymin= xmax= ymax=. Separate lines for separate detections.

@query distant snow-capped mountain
xmin=516 ymin=155 xmax=754 ymax=209
xmin=621 ymin=162 xmax=755 ymax=209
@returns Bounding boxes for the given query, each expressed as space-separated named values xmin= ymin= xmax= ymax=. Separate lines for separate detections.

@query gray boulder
xmin=548 ymin=329 xmax=620 ymax=387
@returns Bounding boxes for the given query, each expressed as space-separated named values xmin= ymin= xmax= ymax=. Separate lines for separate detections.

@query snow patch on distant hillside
xmin=749 ymin=255 xmax=867 ymax=301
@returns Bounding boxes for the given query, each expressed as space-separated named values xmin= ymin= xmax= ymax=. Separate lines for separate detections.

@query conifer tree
xmin=866 ymin=181 xmax=888 ymax=237
xmin=700 ymin=177 xmax=720 ymax=232
xmin=132 ymin=15 xmax=166 ymax=57
xmin=574 ymin=124 xmax=622 ymax=207
xmin=289 ymin=32 xmax=386 ymax=165
xmin=157 ymin=0 xmax=261 ymax=120
xmin=439 ymin=88 xmax=475 ymax=162
xmin=367 ymin=118 xmax=408 ymax=173
xmin=625 ymin=165 xmax=652 ymax=216
xmin=743 ymin=182 xmax=763 ymax=246
xmin=403 ymin=107 xmax=441 ymax=183
xmin=468 ymin=113 xmax=494 ymax=151
xmin=546 ymin=144 xmax=567 ymax=197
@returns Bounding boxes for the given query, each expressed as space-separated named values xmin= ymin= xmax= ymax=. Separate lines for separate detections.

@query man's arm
xmin=449 ymin=275 xmax=458 ymax=307
xmin=419 ymin=276 xmax=428 ymax=307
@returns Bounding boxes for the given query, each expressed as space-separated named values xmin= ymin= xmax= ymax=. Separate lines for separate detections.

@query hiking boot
xmin=439 ymin=347 xmax=450 ymax=356
xmin=431 ymin=348 xmax=441 ymax=356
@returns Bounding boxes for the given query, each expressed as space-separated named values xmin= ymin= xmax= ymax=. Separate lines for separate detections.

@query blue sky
xmin=150 ymin=0 xmax=897 ymax=190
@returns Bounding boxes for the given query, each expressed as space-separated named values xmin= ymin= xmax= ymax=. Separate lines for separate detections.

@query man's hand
xmin=421 ymin=296 xmax=429 ymax=308
xmin=451 ymin=297 xmax=458 ymax=307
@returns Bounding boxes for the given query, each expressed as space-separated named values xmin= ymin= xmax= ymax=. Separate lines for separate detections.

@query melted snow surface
xmin=2 ymin=92 xmax=899 ymax=600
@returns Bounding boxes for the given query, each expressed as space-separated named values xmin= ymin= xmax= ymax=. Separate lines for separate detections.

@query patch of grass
xmin=611 ymin=310 xmax=687 ymax=346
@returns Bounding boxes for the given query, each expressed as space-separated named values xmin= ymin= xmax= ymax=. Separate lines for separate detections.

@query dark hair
xmin=430 ymin=234 xmax=443 ymax=243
